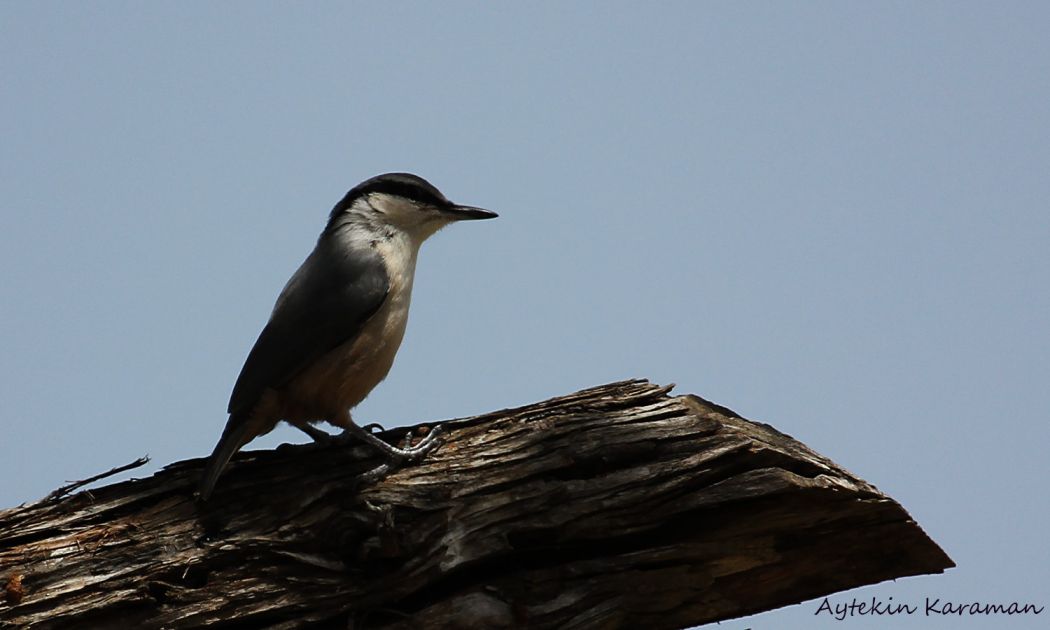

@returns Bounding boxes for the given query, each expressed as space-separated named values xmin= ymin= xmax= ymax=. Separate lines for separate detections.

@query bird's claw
xmin=350 ymin=424 xmax=445 ymax=489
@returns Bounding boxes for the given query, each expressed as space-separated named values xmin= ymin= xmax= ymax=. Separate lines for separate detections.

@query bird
xmin=197 ymin=173 xmax=497 ymax=500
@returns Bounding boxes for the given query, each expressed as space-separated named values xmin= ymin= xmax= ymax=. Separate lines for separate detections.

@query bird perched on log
xmin=198 ymin=173 xmax=496 ymax=500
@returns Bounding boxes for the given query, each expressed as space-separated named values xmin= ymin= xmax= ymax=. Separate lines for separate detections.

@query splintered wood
xmin=0 ymin=380 xmax=952 ymax=629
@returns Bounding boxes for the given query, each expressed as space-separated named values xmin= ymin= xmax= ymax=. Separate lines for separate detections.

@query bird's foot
xmin=336 ymin=422 xmax=442 ymax=457
xmin=342 ymin=424 xmax=445 ymax=488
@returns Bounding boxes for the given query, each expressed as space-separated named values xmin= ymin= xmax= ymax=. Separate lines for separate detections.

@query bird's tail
xmin=197 ymin=413 xmax=256 ymax=501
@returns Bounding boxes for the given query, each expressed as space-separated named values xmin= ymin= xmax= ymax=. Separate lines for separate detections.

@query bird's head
xmin=326 ymin=172 xmax=497 ymax=242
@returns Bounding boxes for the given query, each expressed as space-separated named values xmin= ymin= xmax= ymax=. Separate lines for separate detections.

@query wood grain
xmin=0 ymin=380 xmax=953 ymax=629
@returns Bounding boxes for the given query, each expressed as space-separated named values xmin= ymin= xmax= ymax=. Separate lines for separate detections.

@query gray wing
xmin=227 ymin=240 xmax=389 ymax=415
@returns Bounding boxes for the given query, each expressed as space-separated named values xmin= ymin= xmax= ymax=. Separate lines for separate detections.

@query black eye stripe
xmin=364 ymin=179 xmax=447 ymax=207
xmin=333 ymin=172 xmax=445 ymax=212
xmin=328 ymin=173 xmax=451 ymax=227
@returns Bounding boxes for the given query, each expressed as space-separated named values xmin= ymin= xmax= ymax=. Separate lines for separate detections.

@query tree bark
xmin=0 ymin=379 xmax=953 ymax=629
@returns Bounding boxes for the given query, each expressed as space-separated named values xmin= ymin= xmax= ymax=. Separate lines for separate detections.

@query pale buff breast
xmin=281 ymin=235 xmax=418 ymax=423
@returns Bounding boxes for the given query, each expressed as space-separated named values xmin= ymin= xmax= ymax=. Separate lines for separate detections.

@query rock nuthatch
xmin=198 ymin=173 xmax=496 ymax=500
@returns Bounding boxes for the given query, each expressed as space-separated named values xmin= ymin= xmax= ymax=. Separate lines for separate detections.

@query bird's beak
xmin=443 ymin=204 xmax=498 ymax=221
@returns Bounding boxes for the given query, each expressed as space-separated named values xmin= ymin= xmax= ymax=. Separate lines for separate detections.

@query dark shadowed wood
xmin=0 ymin=380 xmax=953 ymax=629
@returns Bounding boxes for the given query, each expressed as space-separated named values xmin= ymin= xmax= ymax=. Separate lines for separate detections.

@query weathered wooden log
xmin=0 ymin=379 xmax=953 ymax=629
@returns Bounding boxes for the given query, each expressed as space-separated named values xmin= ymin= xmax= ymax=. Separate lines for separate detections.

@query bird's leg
xmin=339 ymin=420 xmax=444 ymax=459
xmin=287 ymin=419 xmax=336 ymax=444
xmin=352 ymin=425 xmax=445 ymax=487
xmin=330 ymin=411 xmax=444 ymax=484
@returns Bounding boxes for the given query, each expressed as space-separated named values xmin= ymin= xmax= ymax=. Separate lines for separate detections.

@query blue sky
xmin=2 ymin=3 xmax=1048 ymax=628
